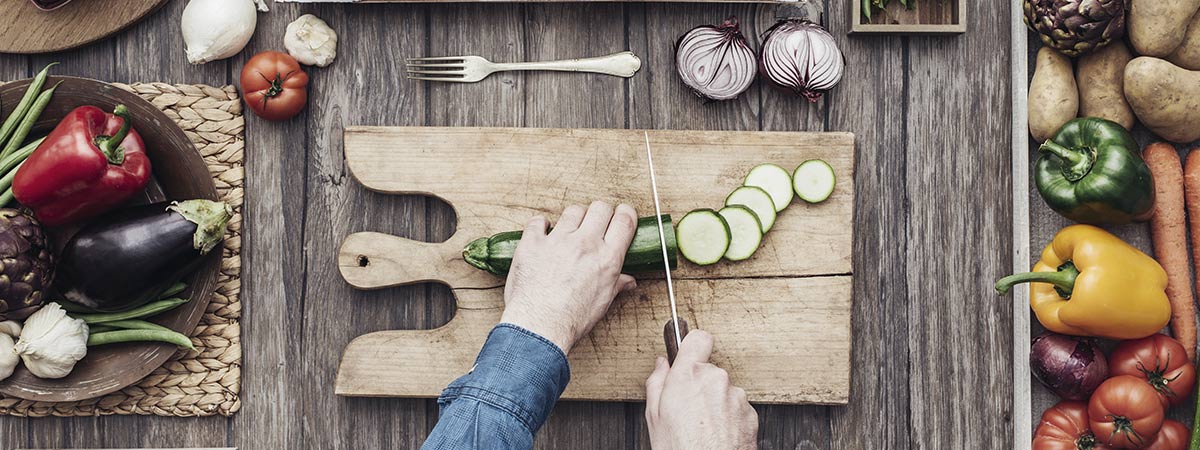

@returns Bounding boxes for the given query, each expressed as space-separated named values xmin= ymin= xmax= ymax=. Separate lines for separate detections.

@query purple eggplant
xmin=56 ymin=199 xmax=231 ymax=312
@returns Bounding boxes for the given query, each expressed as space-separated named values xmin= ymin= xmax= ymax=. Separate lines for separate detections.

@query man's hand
xmin=645 ymin=331 xmax=759 ymax=450
xmin=500 ymin=201 xmax=639 ymax=354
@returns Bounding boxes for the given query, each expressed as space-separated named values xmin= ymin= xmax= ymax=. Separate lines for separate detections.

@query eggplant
xmin=56 ymin=199 xmax=232 ymax=312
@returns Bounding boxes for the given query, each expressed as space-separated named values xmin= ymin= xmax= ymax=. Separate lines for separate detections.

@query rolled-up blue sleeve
xmin=421 ymin=323 xmax=571 ymax=450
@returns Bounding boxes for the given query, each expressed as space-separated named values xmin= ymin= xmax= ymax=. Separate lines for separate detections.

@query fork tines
xmin=405 ymin=56 xmax=468 ymax=82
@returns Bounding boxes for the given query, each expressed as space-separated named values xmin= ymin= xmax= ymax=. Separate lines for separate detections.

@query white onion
xmin=675 ymin=16 xmax=758 ymax=101
xmin=759 ymin=19 xmax=845 ymax=102
xmin=181 ymin=0 xmax=258 ymax=65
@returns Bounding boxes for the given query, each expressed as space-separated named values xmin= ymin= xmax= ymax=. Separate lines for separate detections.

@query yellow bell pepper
xmin=995 ymin=224 xmax=1170 ymax=340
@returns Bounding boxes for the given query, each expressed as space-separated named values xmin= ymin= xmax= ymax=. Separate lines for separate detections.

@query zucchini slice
xmin=725 ymin=186 xmax=776 ymax=233
xmin=676 ymin=209 xmax=730 ymax=266
xmin=793 ymin=159 xmax=836 ymax=203
xmin=717 ymin=205 xmax=763 ymax=261
xmin=743 ymin=164 xmax=793 ymax=212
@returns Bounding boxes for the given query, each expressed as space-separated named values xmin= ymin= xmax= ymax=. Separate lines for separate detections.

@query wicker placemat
xmin=0 ymin=83 xmax=244 ymax=417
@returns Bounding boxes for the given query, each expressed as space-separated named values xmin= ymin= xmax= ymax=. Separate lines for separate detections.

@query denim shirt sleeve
xmin=421 ymin=323 xmax=571 ymax=450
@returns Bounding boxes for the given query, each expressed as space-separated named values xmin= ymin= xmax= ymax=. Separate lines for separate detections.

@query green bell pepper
xmin=1034 ymin=117 xmax=1154 ymax=225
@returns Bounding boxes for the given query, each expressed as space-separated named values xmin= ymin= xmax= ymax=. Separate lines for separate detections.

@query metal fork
xmin=405 ymin=51 xmax=642 ymax=83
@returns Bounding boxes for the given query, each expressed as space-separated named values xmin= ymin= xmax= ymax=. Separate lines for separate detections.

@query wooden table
xmin=0 ymin=0 xmax=1014 ymax=448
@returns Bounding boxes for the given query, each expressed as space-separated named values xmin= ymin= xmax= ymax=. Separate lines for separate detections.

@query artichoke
xmin=0 ymin=209 xmax=53 ymax=321
xmin=1024 ymin=0 xmax=1127 ymax=57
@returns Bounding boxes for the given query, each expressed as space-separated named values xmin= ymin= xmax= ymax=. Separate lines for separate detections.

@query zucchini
xmin=676 ymin=209 xmax=731 ymax=266
xmin=793 ymin=159 xmax=836 ymax=203
xmin=743 ymin=163 xmax=793 ymax=212
xmin=463 ymin=215 xmax=678 ymax=276
xmin=725 ymin=186 xmax=777 ymax=233
xmin=717 ymin=205 xmax=763 ymax=261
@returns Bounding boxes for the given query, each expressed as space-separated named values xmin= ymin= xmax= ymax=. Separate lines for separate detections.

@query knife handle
xmin=663 ymin=318 xmax=690 ymax=366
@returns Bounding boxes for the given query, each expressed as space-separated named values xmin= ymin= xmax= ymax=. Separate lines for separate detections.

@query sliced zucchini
xmin=676 ymin=209 xmax=730 ymax=266
xmin=725 ymin=186 xmax=776 ymax=233
xmin=793 ymin=159 xmax=836 ymax=203
xmin=717 ymin=205 xmax=763 ymax=261
xmin=743 ymin=164 xmax=793 ymax=212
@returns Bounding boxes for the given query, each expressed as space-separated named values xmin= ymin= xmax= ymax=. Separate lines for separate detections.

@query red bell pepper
xmin=12 ymin=105 xmax=151 ymax=226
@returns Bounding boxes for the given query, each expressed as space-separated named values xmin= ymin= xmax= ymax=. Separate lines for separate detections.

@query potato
xmin=1168 ymin=12 xmax=1200 ymax=70
xmin=1029 ymin=48 xmax=1078 ymax=143
xmin=1077 ymin=41 xmax=1135 ymax=130
xmin=1124 ymin=57 xmax=1200 ymax=143
xmin=1130 ymin=0 xmax=1200 ymax=57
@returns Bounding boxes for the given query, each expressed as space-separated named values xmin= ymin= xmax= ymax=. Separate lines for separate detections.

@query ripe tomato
xmin=240 ymin=51 xmax=309 ymax=121
xmin=1110 ymin=334 xmax=1196 ymax=407
xmin=1143 ymin=420 xmax=1190 ymax=450
xmin=1089 ymin=375 xmax=1165 ymax=448
xmin=1033 ymin=400 xmax=1114 ymax=450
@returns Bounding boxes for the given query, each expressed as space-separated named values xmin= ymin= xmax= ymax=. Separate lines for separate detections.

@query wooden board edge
xmin=334 ymin=273 xmax=856 ymax=405
xmin=1010 ymin=0 xmax=1033 ymax=446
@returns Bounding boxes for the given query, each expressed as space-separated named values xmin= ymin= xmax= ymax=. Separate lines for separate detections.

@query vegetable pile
xmin=0 ymin=64 xmax=233 ymax=384
xmin=1017 ymin=1 xmax=1200 ymax=447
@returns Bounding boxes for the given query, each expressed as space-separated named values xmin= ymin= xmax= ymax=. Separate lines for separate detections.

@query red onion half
xmin=1030 ymin=331 xmax=1109 ymax=400
xmin=675 ymin=16 xmax=757 ymax=101
xmin=759 ymin=19 xmax=845 ymax=102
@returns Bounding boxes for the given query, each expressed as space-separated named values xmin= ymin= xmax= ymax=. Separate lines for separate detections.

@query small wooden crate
xmin=850 ymin=0 xmax=967 ymax=34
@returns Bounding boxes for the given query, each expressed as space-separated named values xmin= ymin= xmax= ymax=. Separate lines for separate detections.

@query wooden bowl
xmin=0 ymin=76 xmax=221 ymax=402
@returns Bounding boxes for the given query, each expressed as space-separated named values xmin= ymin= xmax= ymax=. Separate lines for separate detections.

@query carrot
xmin=1182 ymin=148 xmax=1200 ymax=362
xmin=1147 ymin=142 xmax=1196 ymax=361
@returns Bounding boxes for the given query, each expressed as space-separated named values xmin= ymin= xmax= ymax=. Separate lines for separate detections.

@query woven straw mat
xmin=0 ymin=83 xmax=244 ymax=417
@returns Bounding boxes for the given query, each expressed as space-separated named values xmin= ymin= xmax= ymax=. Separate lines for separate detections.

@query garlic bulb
xmin=285 ymin=14 xmax=338 ymax=67
xmin=0 ymin=334 xmax=17 ymax=382
xmin=182 ymin=0 xmax=258 ymax=65
xmin=15 ymin=303 xmax=88 ymax=379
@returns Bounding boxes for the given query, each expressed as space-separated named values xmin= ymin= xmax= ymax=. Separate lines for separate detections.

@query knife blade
xmin=643 ymin=131 xmax=687 ymax=364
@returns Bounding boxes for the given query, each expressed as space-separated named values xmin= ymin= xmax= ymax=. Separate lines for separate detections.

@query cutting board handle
xmin=338 ymin=232 xmax=504 ymax=290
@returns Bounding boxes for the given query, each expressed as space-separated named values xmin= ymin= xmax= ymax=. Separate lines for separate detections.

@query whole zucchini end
xmin=462 ymin=237 xmax=494 ymax=273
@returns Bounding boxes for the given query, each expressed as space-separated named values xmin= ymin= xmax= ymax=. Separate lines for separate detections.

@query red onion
xmin=1030 ymin=331 xmax=1109 ymax=400
xmin=759 ymin=19 xmax=845 ymax=102
xmin=674 ymin=16 xmax=757 ymax=101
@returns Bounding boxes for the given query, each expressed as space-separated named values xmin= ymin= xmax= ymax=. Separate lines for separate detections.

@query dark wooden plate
xmin=0 ymin=76 xmax=220 ymax=402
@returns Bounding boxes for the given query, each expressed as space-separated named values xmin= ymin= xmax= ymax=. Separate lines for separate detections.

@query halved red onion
xmin=675 ymin=16 xmax=757 ymax=101
xmin=759 ymin=19 xmax=845 ymax=102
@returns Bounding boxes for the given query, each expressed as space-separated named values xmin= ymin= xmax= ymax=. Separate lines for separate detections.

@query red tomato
xmin=1089 ymin=375 xmax=1166 ymax=448
xmin=1143 ymin=420 xmax=1190 ymax=450
xmin=240 ymin=51 xmax=309 ymax=121
xmin=1033 ymin=400 xmax=1115 ymax=450
xmin=1110 ymin=334 xmax=1196 ymax=407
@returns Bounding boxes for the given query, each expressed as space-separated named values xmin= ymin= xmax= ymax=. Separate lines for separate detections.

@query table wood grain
xmin=0 ymin=0 xmax=1013 ymax=448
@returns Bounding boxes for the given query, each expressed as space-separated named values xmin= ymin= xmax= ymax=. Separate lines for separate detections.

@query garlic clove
xmin=0 ymin=320 xmax=21 ymax=338
xmin=0 ymin=334 xmax=18 ymax=382
xmin=15 ymin=303 xmax=88 ymax=379
xmin=182 ymin=0 xmax=258 ymax=65
xmin=285 ymin=14 xmax=338 ymax=67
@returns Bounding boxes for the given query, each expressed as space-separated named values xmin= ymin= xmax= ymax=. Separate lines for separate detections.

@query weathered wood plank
xmin=906 ymin=0 xmax=1014 ymax=447
xmin=822 ymin=6 xmax=912 ymax=450
xmin=289 ymin=3 xmax=435 ymax=450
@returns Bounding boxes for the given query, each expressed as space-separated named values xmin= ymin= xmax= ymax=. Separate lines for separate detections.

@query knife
xmin=643 ymin=131 xmax=689 ymax=365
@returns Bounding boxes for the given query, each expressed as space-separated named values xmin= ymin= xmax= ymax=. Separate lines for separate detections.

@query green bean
xmin=0 ymin=62 xmax=55 ymax=150
xmin=101 ymin=319 xmax=173 ymax=333
xmin=0 ymin=82 xmax=58 ymax=160
xmin=87 ymin=329 xmax=195 ymax=350
xmin=159 ymin=282 xmax=188 ymax=299
xmin=87 ymin=324 xmax=118 ymax=333
xmin=0 ymin=187 xmax=15 ymax=208
xmin=0 ymin=137 xmax=43 ymax=198
xmin=74 ymin=298 xmax=189 ymax=324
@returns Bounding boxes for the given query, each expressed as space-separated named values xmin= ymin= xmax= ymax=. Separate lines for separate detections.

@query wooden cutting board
xmin=0 ymin=0 xmax=165 ymax=54
xmin=335 ymin=127 xmax=855 ymax=405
